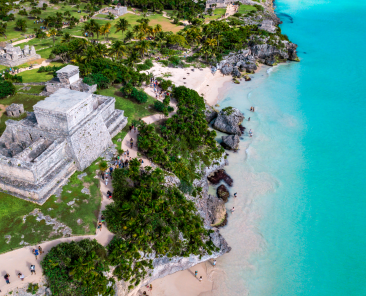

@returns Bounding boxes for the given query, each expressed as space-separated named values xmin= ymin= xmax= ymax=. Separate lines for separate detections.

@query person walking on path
xmin=30 ymin=265 xmax=36 ymax=275
xmin=105 ymin=175 xmax=108 ymax=186
xmin=199 ymin=276 xmax=203 ymax=282
xmin=33 ymin=248 xmax=39 ymax=260
xmin=97 ymin=221 xmax=103 ymax=232
xmin=127 ymin=149 xmax=130 ymax=158
xmin=130 ymin=138 xmax=133 ymax=149
xmin=134 ymin=126 xmax=137 ymax=133
xmin=195 ymin=270 xmax=198 ymax=277
xmin=231 ymin=207 xmax=235 ymax=213
xmin=101 ymin=171 xmax=105 ymax=180
xmin=109 ymin=166 xmax=113 ymax=179
xmin=18 ymin=273 xmax=25 ymax=281
xmin=4 ymin=273 xmax=10 ymax=284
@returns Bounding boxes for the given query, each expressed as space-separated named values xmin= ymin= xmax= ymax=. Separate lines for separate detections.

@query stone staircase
xmin=105 ymin=109 xmax=128 ymax=138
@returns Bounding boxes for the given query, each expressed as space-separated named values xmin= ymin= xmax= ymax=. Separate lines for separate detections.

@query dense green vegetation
xmin=104 ymin=159 xmax=218 ymax=288
xmin=138 ymin=85 xmax=224 ymax=185
xmin=41 ymin=239 xmax=115 ymax=296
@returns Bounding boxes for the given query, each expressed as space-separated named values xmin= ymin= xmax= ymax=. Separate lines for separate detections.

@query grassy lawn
xmin=205 ymin=8 xmax=226 ymax=21
xmin=238 ymin=4 xmax=257 ymax=14
xmin=17 ymin=85 xmax=45 ymax=94
xmin=0 ymin=93 xmax=45 ymax=135
xmin=19 ymin=67 xmax=54 ymax=82
xmin=0 ymin=161 xmax=102 ymax=254
xmin=98 ymin=86 xmax=157 ymax=146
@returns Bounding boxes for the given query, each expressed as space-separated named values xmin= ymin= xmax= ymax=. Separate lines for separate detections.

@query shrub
xmin=163 ymin=96 xmax=170 ymax=106
xmin=160 ymin=79 xmax=172 ymax=91
xmin=0 ymin=80 xmax=16 ymax=99
xmin=153 ymin=100 xmax=165 ymax=112
xmin=130 ymin=87 xmax=148 ymax=103
xmin=83 ymin=73 xmax=110 ymax=89
xmin=120 ymin=83 xmax=134 ymax=96
xmin=167 ymin=106 xmax=174 ymax=112
xmin=168 ymin=56 xmax=181 ymax=67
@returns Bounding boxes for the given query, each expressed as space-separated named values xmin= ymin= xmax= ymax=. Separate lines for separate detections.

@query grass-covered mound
xmin=104 ymin=159 xmax=218 ymax=289
xmin=41 ymin=239 xmax=115 ymax=296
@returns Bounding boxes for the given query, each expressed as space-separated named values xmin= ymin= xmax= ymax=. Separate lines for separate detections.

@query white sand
xmin=143 ymin=63 xmax=233 ymax=106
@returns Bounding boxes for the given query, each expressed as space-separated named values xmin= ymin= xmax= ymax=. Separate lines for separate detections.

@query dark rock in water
xmin=213 ymin=107 xmax=244 ymax=135
xmin=221 ymin=135 xmax=240 ymax=150
xmin=208 ymin=169 xmax=233 ymax=186
xmin=217 ymin=184 xmax=230 ymax=202
xmin=204 ymin=104 xmax=218 ymax=123
xmin=287 ymin=43 xmax=299 ymax=61
xmin=244 ymin=76 xmax=251 ymax=81
xmin=239 ymin=125 xmax=245 ymax=133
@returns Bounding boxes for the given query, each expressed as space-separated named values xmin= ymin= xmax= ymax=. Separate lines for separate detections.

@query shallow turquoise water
xmin=212 ymin=0 xmax=366 ymax=295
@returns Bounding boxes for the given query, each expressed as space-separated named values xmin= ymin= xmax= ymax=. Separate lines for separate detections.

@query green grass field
xmin=205 ymin=8 xmax=226 ymax=21
xmin=0 ymin=161 xmax=102 ymax=254
xmin=238 ymin=4 xmax=257 ymax=14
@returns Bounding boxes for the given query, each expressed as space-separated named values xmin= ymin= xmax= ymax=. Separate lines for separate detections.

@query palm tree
xmin=47 ymin=28 xmax=58 ymax=46
xmin=89 ymin=19 xmax=100 ymax=40
xmin=109 ymin=40 xmax=128 ymax=61
xmin=135 ymin=40 xmax=150 ymax=58
xmin=154 ymin=24 xmax=162 ymax=35
xmin=61 ymin=32 xmax=72 ymax=43
xmin=99 ymin=25 xmax=108 ymax=41
xmin=82 ymin=22 xmax=92 ymax=39
xmin=124 ymin=31 xmax=134 ymax=43
xmin=95 ymin=43 xmax=107 ymax=57
xmin=114 ymin=18 xmax=130 ymax=38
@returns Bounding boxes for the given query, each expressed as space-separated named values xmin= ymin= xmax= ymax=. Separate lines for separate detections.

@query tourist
xmin=213 ymin=259 xmax=217 ymax=267
xmin=105 ymin=175 xmax=108 ymax=186
xmin=150 ymin=284 xmax=152 ymax=291
xmin=33 ymin=248 xmax=39 ymax=259
xmin=101 ymin=215 xmax=105 ymax=223
xmin=234 ymin=192 xmax=237 ymax=198
xmin=130 ymin=138 xmax=133 ymax=149
xmin=134 ymin=126 xmax=137 ymax=133
xmin=248 ymin=117 xmax=250 ymax=121
xmin=249 ymin=129 xmax=253 ymax=137
xmin=107 ymin=190 xmax=112 ymax=199
xmin=38 ymin=246 xmax=43 ymax=255
xmin=30 ymin=265 xmax=36 ymax=275
xmin=199 ymin=276 xmax=203 ymax=282
xmin=127 ymin=149 xmax=130 ymax=157
xmin=97 ymin=221 xmax=102 ymax=232
xmin=4 ymin=273 xmax=10 ymax=284
xmin=231 ymin=207 xmax=235 ymax=213
xmin=195 ymin=270 xmax=198 ymax=277
xmin=101 ymin=171 xmax=105 ymax=180
xmin=18 ymin=273 xmax=25 ymax=281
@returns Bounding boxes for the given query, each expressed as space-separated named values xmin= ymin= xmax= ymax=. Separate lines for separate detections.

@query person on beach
xmin=30 ymin=265 xmax=36 ymax=275
xmin=4 ymin=273 xmax=10 ymax=284
xmin=213 ymin=259 xmax=217 ymax=267
xmin=199 ymin=276 xmax=203 ymax=282
xmin=248 ymin=117 xmax=250 ymax=121
xmin=18 ymin=273 xmax=25 ymax=281
xmin=195 ymin=270 xmax=198 ymax=277
xmin=231 ymin=207 xmax=235 ymax=213
xmin=97 ymin=221 xmax=103 ymax=232
xmin=249 ymin=129 xmax=253 ymax=137
xmin=234 ymin=193 xmax=237 ymax=198
xmin=33 ymin=248 xmax=39 ymax=260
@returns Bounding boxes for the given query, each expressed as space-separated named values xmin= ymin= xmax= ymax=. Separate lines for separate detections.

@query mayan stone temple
xmin=0 ymin=88 xmax=127 ymax=204
xmin=0 ymin=44 xmax=41 ymax=67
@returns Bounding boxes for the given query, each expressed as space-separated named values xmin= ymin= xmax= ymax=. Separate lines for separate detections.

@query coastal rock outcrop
xmin=207 ymin=169 xmax=233 ymax=187
xmin=217 ymin=184 xmax=230 ymax=202
xmin=204 ymin=104 xmax=218 ymax=123
xmin=232 ymin=66 xmax=241 ymax=78
xmin=213 ymin=107 xmax=244 ymax=135
xmin=207 ymin=194 xmax=227 ymax=226
xmin=221 ymin=135 xmax=240 ymax=150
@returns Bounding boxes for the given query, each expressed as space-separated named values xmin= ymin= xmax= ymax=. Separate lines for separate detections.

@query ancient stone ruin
xmin=0 ymin=44 xmax=41 ymax=67
xmin=6 ymin=103 xmax=24 ymax=117
xmin=260 ymin=20 xmax=276 ymax=33
xmin=0 ymin=88 xmax=127 ymax=204
xmin=42 ymin=65 xmax=97 ymax=96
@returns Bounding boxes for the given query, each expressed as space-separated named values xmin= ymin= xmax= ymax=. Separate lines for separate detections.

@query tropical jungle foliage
xmin=41 ymin=239 xmax=115 ymax=296
xmin=104 ymin=159 xmax=218 ymax=289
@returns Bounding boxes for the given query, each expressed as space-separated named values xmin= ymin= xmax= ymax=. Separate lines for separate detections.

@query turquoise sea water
xmin=210 ymin=0 xmax=366 ymax=295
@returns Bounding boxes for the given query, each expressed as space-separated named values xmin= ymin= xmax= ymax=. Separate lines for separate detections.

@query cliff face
xmin=116 ymin=156 xmax=231 ymax=296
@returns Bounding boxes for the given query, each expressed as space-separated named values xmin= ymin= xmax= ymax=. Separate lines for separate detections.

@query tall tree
xmin=114 ymin=18 xmax=130 ymax=38
xmin=47 ymin=28 xmax=58 ymax=46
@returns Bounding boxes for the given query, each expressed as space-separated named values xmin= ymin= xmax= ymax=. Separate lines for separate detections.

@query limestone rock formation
xmin=213 ymin=107 xmax=244 ymax=135
xmin=221 ymin=135 xmax=240 ymax=150
xmin=217 ymin=184 xmax=230 ymax=202
xmin=207 ymin=194 xmax=227 ymax=226
xmin=207 ymin=169 xmax=233 ymax=186
xmin=232 ymin=66 xmax=241 ymax=78
xmin=204 ymin=104 xmax=218 ymax=123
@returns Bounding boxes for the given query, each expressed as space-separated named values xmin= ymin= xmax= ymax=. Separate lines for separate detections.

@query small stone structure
xmin=42 ymin=65 xmax=97 ymax=95
xmin=98 ymin=5 xmax=127 ymax=16
xmin=0 ymin=88 xmax=127 ymax=204
xmin=0 ymin=44 xmax=41 ymax=67
xmin=259 ymin=20 xmax=276 ymax=33
xmin=6 ymin=103 xmax=24 ymax=117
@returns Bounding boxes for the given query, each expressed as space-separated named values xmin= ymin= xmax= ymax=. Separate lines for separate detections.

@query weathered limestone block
xmin=212 ymin=107 xmax=244 ymax=135
xmin=221 ymin=134 xmax=240 ymax=150
xmin=6 ymin=103 xmax=24 ymax=117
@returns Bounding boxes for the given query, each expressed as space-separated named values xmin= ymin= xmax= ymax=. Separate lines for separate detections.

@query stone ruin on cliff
xmin=42 ymin=65 xmax=97 ymax=96
xmin=260 ymin=20 xmax=276 ymax=33
xmin=0 ymin=88 xmax=127 ymax=204
xmin=0 ymin=44 xmax=41 ymax=67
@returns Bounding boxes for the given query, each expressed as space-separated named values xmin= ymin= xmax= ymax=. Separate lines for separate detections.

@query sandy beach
xmin=143 ymin=63 xmax=233 ymax=106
